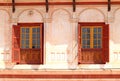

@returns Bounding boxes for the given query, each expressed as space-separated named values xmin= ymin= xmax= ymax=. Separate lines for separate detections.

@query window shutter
xmin=40 ymin=24 xmax=43 ymax=64
xmin=102 ymin=24 xmax=109 ymax=62
xmin=12 ymin=25 xmax=20 ymax=63
xmin=78 ymin=24 xmax=81 ymax=64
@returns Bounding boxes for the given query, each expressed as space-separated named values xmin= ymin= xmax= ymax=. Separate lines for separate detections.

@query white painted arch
xmin=18 ymin=9 xmax=44 ymax=22
xmin=51 ymin=8 xmax=72 ymax=19
xmin=78 ymin=8 xmax=105 ymax=22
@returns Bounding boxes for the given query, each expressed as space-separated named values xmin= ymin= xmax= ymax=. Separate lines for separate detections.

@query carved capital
xmin=44 ymin=18 xmax=52 ymax=23
xmin=70 ymin=18 xmax=78 ymax=23
xmin=10 ymin=18 xmax=18 ymax=25
xmin=107 ymin=12 xmax=114 ymax=23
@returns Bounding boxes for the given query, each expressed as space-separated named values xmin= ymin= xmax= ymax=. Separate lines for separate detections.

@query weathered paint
xmin=0 ymin=1 xmax=119 ymax=70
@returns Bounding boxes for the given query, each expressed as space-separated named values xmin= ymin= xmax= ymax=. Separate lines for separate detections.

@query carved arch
xmin=78 ymin=8 xmax=106 ymax=22
xmin=113 ymin=8 xmax=120 ymax=21
xmin=51 ymin=8 xmax=72 ymax=19
xmin=17 ymin=8 xmax=44 ymax=22
xmin=0 ymin=9 xmax=11 ymax=19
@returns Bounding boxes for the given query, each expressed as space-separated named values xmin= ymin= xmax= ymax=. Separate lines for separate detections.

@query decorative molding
xmin=27 ymin=10 xmax=34 ymax=16
xmin=107 ymin=12 xmax=114 ymax=23
xmin=2 ymin=2 xmax=120 ymax=6
xmin=0 ymin=73 xmax=120 ymax=78
xmin=11 ymin=18 xmax=18 ymax=23
xmin=70 ymin=18 xmax=78 ymax=23
xmin=0 ymin=9 xmax=11 ymax=19
xmin=51 ymin=8 xmax=72 ymax=19
xmin=44 ymin=18 xmax=52 ymax=23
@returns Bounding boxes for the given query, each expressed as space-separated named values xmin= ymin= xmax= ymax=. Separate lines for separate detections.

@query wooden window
xmin=78 ymin=23 xmax=109 ymax=64
xmin=81 ymin=27 xmax=102 ymax=49
xmin=12 ymin=23 xmax=44 ymax=64
xmin=20 ymin=27 xmax=40 ymax=49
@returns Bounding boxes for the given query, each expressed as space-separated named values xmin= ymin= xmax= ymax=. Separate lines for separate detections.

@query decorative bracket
xmin=108 ymin=0 xmax=111 ymax=11
xmin=73 ymin=0 xmax=76 ymax=12
xmin=46 ymin=0 xmax=49 ymax=12
xmin=12 ymin=0 xmax=15 ymax=13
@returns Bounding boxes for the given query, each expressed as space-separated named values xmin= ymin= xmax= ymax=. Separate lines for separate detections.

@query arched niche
xmin=46 ymin=9 xmax=72 ymax=63
xmin=78 ymin=8 xmax=105 ymax=22
xmin=51 ymin=9 xmax=71 ymax=45
xmin=18 ymin=9 xmax=43 ymax=22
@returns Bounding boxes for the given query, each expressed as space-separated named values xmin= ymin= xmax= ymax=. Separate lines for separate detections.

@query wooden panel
xmin=20 ymin=49 xmax=40 ymax=64
xmin=12 ymin=25 xmax=20 ymax=63
xmin=18 ymin=23 xmax=43 ymax=26
xmin=79 ymin=22 xmax=105 ymax=26
xmin=81 ymin=49 xmax=103 ymax=64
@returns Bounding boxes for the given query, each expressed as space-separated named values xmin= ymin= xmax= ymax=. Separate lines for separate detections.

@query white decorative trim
xmin=10 ymin=18 xmax=18 ymax=24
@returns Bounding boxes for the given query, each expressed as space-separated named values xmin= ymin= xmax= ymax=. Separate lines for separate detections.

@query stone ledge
xmin=0 ymin=69 xmax=120 ymax=79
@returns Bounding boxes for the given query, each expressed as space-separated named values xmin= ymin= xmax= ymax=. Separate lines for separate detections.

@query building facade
xmin=0 ymin=0 xmax=119 ymax=71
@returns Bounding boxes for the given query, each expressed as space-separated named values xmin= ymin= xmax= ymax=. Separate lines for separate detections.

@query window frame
xmin=81 ymin=26 xmax=102 ymax=49
xmin=12 ymin=23 xmax=44 ymax=64
xmin=20 ymin=27 xmax=40 ymax=49
xmin=78 ymin=22 xmax=109 ymax=64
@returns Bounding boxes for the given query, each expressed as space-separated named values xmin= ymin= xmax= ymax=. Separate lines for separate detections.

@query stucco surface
xmin=0 ymin=3 xmax=119 ymax=69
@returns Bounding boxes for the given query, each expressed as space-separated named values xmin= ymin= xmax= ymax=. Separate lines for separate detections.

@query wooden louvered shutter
xmin=78 ymin=24 xmax=81 ymax=64
xmin=102 ymin=24 xmax=109 ymax=62
xmin=40 ymin=23 xmax=44 ymax=64
xmin=12 ymin=25 xmax=20 ymax=63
